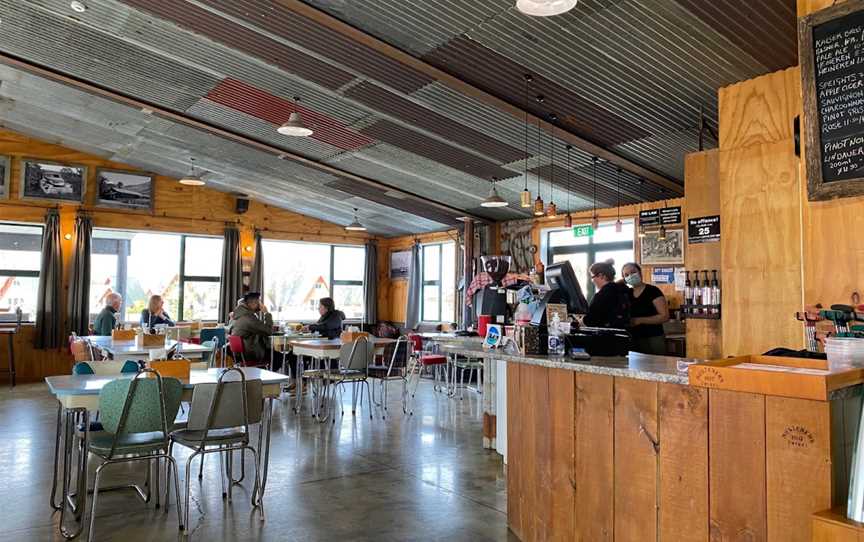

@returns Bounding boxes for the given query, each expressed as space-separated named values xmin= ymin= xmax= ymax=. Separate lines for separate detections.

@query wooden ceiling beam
xmin=0 ymin=53 xmax=489 ymax=224
xmin=273 ymin=0 xmax=684 ymax=196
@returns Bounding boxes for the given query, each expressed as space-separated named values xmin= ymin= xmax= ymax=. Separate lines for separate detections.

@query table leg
xmin=294 ymin=355 xmax=304 ymax=414
xmin=59 ymin=408 xmax=88 ymax=539
xmin=254 ymin=397 xmax=274 ymax=504
xmin=50 ymin=402 xmax=64 ymax=510
xmin=6 ymin=333 xmax=14 ymax=388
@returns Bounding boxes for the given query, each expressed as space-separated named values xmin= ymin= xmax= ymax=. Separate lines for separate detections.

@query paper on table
xmin=734 ymin=362 xmax=829 ymax=376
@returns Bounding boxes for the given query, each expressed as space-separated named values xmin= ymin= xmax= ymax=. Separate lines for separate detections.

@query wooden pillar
xmin=462 ymin=219 xmax=474 ymax=328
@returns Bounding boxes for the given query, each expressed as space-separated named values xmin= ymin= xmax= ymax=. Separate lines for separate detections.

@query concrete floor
xmin=0 ymin=380 xmax=514 ymax=541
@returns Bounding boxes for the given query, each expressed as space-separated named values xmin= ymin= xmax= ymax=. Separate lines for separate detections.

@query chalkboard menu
xmin=800 ymin=0 xmax=864 ymax=200
xmin=638 ymin=206 xmax=681 ymax=227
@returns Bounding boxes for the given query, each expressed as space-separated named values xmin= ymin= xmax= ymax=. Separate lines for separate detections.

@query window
xmin=0 ymin=223 xmax=42 ymax=322
xmin=89 ymin=230 xmax=223 ymax=323
xmin=262 ymin=241 xmax=365 ymax=322
xmin=421 ymin=242 xmax=455 ymax=323
xmin=547 ymin=220 xmax=634 ymax=297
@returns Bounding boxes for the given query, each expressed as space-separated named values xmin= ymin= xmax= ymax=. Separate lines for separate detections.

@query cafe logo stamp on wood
xmin=782 ymin=425 xmax=816 ymax=448
xmin=694 ymin=367 xmax=724 ymax=386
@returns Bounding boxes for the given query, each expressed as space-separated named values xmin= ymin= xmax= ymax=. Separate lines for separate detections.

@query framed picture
xmin=0 ymin=156 xmax=10 ymax=199
xmin=20 ymin=159 xmax=86 ymax=203
xmin=96 ymin=169 xmax=154 ymax=210
xmin=640 ymin=229 xmax=684 ymax=265
xmin=390 ymin=250 xmax=411 ymax=280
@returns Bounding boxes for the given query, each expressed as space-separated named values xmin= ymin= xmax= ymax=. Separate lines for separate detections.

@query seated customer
xmin=305 ymin=297 xmax=345 ymax=339
xmin=93 ymin=293 xmax=123 ymax=335
xmin=582 ymin=262 xmax=631 ymax=329
xmin=140 ymin=294 xmax=175 ymax=330
xmin=228 ymin=292 xmax=274 ymax=366
xmin=622 ymin=262 xmax=670 ymax=355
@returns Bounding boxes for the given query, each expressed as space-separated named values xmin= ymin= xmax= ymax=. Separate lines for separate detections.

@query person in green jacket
xmin=93 ymin=293 xmax=122 ymax=335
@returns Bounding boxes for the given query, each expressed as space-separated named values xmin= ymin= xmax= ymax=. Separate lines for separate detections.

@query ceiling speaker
xmin=235 ymin=197 xmax=250 ymax=215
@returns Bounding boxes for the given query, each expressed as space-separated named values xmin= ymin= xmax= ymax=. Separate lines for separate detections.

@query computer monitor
xmin=544 ymin=261 xmax=589 ymax=314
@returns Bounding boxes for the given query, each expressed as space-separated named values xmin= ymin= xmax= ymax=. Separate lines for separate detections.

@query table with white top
xmin=87 ymin=336 xmax=212 ymax=361
xmin=45 ymin=367 xmax=289 ymax=537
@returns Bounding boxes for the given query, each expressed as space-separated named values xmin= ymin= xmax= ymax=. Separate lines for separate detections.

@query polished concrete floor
xmin=0 ymin=380 xmax=514 ymax=541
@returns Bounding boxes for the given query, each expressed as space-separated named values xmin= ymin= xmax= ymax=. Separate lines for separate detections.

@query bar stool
xmin=0 ymin=307 xmax=22 ymax=388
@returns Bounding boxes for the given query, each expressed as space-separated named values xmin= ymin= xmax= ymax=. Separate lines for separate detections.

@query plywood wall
xmin=0 ymin=128 xmax=372 ymax=381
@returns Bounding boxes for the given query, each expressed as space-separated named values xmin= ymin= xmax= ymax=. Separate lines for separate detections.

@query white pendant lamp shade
xmin=481 ymin=183 xmax=508 ymax=208
xmin=516 ymin=0 xmax=577 ymax=16
xmin=345 ymin=208 xmax=366 ymax=231
xmin=277 ymin=111 xmax=313 ymax=137
xmin=178 ymin=166 xmax=205 ymax=186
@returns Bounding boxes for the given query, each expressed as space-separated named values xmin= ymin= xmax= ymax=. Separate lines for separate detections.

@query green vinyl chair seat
xmin=87 ymin=430 xmax=170 ymax=457
xmin=170 ymin=428 xmax=248 ymax=448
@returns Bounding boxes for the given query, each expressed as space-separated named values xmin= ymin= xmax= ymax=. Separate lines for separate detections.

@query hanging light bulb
xmin=533 ymin=195 xmax=545 ymax=216
xmin=546 ymin=201 xmax=557 ymax=218
xmin=546 ymin=114 xmax=557 ymax=217
xmin=591 ymin=156 xmax=599 ymax=231
xmin=533 ymin=103 xmax=544 ymax=215
xmin=277 ymin=96 xmax=314 ymax=137
xmin=521 ymin=74 xmax=532 ymax=208
xmin=658 ymin=224 xmax=667 ymax=240
xmin=345 ymin=208 xmax=367 ymax=231
xmin=638 ymin=225 xmax=647 ymax=238
xmin=179 ymin=160 xmax=205 ymax=186
xmin=564 ymin=213 xmax=572 ymax=228
xmin=481 ymin=178 xmax=509 ymax=208
xmin=516 ymin=0 xmax=578 ymax=17
xmin=615 ymin=167 xmax=623 ymax=233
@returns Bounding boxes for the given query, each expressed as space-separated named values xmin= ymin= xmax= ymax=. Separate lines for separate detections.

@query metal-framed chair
xmin=367 ymin=336 xmax=410 ymax=418
xmin=80 ymin=370 xmax=184 ymax=542
xmin=406 ymin=334 xmax=449 ymax=403
xmin=73 ymin=360 xmax=140 ymax=375
xmin=169 ymin=367 xmax=265 ymax=526
xmin=319 ymin=336 xmax=375 ymax=423
xmin=451 ymin=354 xmax=484 ymax=399
xmin=200 ymin=328 xmax=227 ymax=367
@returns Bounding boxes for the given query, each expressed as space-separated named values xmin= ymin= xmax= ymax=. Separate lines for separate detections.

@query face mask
xmin=625 ymin=273 xmax=642 ymax=287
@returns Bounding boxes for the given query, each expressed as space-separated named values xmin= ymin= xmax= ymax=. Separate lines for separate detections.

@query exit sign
xmin=573 ymin=224 xmax=594 ymax=237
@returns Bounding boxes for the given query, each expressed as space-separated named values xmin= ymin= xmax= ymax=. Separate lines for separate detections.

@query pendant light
xmin=564 ymin=144 xmax=573 ymax=228
xmin=345 ymin=208 xmax=366 ymax=231
xmin=481 ymin=177 xmax=509 ymax=208
xmin=179 ymin=159 xmax=205 ymax=186
xmin=546 ymin=114 xmax=557 ymax=218
xmin=520 ymin=74 xmax=533 ymax=208
xmin=516 ymin=0 xmax=578 ymax=17
xmin=657 ymin=199 xmax=667 ymax=240
xmin=277 ymin=96 xmax=313 ymax=137
xmin=615 ymin=167 xmax=623 ymax=233
xmin=591 ymin=157 xmax=599 ymax=230
xmin=532 ymin=98 xmax=545 ymax=216
xmin=637 ymin=179 xmax=647 ymax=237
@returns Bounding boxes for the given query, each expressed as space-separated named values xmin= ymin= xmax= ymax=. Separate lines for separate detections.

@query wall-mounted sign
xmin=639 ymin=206 xmax=682 ymax=227
xmin=688 ymin=215 xmax=720 ymax=244
xmin=573 ymin=224 xmax=594 ymax=237
xmin=799 ymin=1 xmax=864 ymax=200
xmin=651 ymin=267 xmax=675 ymax=285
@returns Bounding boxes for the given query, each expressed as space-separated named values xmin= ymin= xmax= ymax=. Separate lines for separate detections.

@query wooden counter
xmin=467 ymin=347 xmax=864 ymax=542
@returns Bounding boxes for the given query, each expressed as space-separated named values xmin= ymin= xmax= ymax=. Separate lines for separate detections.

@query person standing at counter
xmin=622 ymin=262 xmax=669 ymax=355
xmin=583 ymin=262 xmax=631 ymax=328
xmin=93 ymin=293 xmax=122 ymax=335
xmin=140 ymin=294 xmax=175 ymax=331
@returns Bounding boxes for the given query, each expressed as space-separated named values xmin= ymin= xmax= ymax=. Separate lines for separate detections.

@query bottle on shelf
xmin=683 ymin=271 xmax=692 ymax=317
xmin=691 ymin=271 xmax=702 ymax=314
xmin=701 ymin=270 xmax=712 ymax=313
xmin=711 ymin=270 xmax=721 ymax=316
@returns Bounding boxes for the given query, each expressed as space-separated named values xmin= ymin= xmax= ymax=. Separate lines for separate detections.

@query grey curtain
xmin=66 ymin=214 xmax=92 ymax=336
xmin=218 ymin=227 xmax=242 ymax=324
xmin=363 ymin=242 xmax=377 ymax=325
xmin=249 ymin=232 xmax=264 ymax=294
xmin=455 ymin=232 xmax=465 ymax=329
xmin=34 ymin=209 xmax=63 ymax=349
xmin=404 ymin=242 xmax=421 ymax=331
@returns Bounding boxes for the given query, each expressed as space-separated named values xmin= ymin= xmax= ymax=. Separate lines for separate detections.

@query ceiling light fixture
xmin=516 ymin=0 xmax=578 ymax=17
xmin=178 ymin=161 xmax=205 ymax=186
xmin=520 ymin=74 xmax=533 ymax=208
xmin=615 ymin=167 xmax=623 ymax=233
xmin=482 ymin=177 xmax=509 ymax=208
xmin=591 ymin=157 xmax=599 ymax=230
xmin=277 ymin=96 xmax=313 ymax=137
xmin=345 ymin=208 xmax=367 ymax=231
xmin=564 ymin=144 xmax=573 ymax=228
xmin=533 ymin=97 xmax=545 ymax=216
xmin=70 ymin=1 xmax=88 ymax=13
xmin=546 ymin=114 xmax=557 ymax=218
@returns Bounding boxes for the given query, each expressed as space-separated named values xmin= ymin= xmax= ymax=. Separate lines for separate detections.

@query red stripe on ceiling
xmin=206 ymin=78 xmax=375 ymax=151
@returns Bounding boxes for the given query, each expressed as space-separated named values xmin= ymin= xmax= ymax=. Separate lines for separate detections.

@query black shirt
xmin=629 ymin=284 xmax=665 ymax=338
xmin=309 ymin=310 xmax=346 ymax=339
xmin=583 ymin=282 xmax=631 ymax=329
xmin=141 ymin=309 xmax=175 ymax=329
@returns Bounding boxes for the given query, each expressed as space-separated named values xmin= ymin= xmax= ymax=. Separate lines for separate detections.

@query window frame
xmin=545 ymin=220 xmax=635 ymax=297
xmin=420 ymin=241 xmax=456 ymax=323
xmin=0 ymin=221 xmax=43 ymax=323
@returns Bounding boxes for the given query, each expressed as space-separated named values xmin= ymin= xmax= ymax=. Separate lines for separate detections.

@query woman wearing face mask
xmin=621 ymin=262 xmax=669 ymax=355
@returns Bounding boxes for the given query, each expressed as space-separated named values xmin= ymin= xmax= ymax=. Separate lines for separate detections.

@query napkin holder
xmin=149 ymin=359 xmax=191 ymax=380
xmin=111 ymin=329 xmax=136 ymax=341
xmin=340 ymin=330 xmax=370 ymax=343
xmin=140 ymin=334 xmax=166 ymax=347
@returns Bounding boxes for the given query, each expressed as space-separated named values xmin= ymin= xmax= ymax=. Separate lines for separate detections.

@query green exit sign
xmin=573 ymin=224 xmax=594 ymax=237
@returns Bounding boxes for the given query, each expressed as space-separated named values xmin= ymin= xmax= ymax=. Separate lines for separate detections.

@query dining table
xmin=87 ymin=335 xmax=212 ymax=361
xmin=45 ymin=367 xmax=289 ymax=538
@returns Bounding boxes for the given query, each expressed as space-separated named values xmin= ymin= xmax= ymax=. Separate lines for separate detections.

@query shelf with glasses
xmin=682 ymin=305 xmax=721 ymax=320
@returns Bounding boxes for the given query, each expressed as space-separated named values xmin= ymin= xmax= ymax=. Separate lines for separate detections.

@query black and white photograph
xmin=640 ymin=228 xmax=684 ymax=265
xmin=20 ymin=160 xmax=85 ymax=203
xmin=0 ymin=156 xmax=9 ymax=199
xmin=96 ymin=169 xmax=153 ymax=210
xmin=389 ymin=250 xmax=411 ymax=280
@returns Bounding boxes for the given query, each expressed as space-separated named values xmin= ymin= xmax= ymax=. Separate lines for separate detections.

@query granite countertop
xmin=420 ymin=333 xmax=484 ymax=346
xmin=441 ymin=343 xmax=698 ymax=385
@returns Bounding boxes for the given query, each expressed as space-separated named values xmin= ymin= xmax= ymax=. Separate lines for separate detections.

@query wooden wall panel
xmin=720 ymin=139 xmax=804 ymax=356
xmin=709 ymin=389 xmax=767 ymax=541
xmin=574 ymin=372 xmax=614 ymax=542
xmin=548 ymin=368 xmax=575 ymax=541
xmin=766 ymin=396 xmax=832 ymax=542
xmin=613 ymin=378 xmax=659 ymax=542
xmin=506 ymin=363 xmax=524 ymax=539
xmin=529 ymin=365 xmax=551 ymax=540
xmin=658 ymin=383 xmax=709 ymax=542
